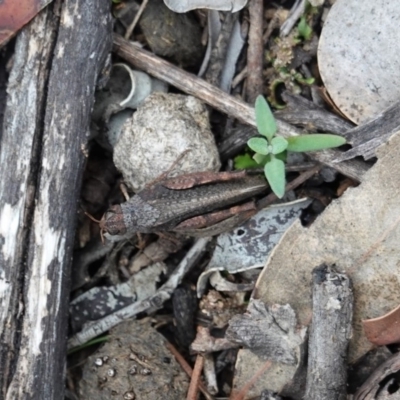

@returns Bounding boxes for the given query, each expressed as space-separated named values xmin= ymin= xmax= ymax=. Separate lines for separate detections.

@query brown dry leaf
xmin=233 ymin=131 xmax=400 ymax=398
xmin=363 ymin=304 xmax=400 ymax=346
xmin=0 ymin=0 xmax=51 ymax=47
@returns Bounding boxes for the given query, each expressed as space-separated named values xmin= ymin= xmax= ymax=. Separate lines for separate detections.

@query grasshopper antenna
xmin=84 ymin=211 xmax=105 ymax=244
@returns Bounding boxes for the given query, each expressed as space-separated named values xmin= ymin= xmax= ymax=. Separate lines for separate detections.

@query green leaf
xmin=294 ymin=73 xmax=315 ymax=85
xmin=248 ymin=137 xmax=270 ymax=155
xmin=297 ymin=16 xmax=312 ymax=41
xmin=255 ymin=95 xmax=277 ymax=140
xmin=264 ymin=156 xmax=286 ymax=199
xmin=271 ymin=136 xmax=288 ymax=154
xmin=234 ymin=154 xmax=260 ymax=169
xmin=253 ymin=153 xmax=269 ymax=165
xmin=286 ymin=134 xmax=347 ymax=152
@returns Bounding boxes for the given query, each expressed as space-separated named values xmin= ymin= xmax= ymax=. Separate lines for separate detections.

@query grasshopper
xmin=99 ymin=170 xmax=268 ymax=239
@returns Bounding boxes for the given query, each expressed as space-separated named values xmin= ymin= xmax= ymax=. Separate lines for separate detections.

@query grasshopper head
xmin=99 ymin=205 xmax=128 ymax=237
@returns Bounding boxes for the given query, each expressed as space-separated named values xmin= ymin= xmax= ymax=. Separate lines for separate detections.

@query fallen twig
xmin=165 ymin=341 xmax=213 ymax=400
xmin=305 ymin=264 xmax=353 ymax=400
xmin=186 ymin=354 xmax=205 ymax=400
xmin=246 ymin=0 xmax=264 ymax=103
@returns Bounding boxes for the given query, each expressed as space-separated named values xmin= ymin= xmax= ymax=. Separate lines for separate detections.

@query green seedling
xmin=238 ymin=95 xmax=346 ymax=199
xmin=297 ymin=16 xmax=313 ymax=41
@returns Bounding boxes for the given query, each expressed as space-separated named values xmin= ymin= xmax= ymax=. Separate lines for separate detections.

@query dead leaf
xmin=0 ymin=0 xmax=51 ymax=47
xmin=318 ymin=0 xmax=400 ymax=124
xmin=197 ymin=199 xmax=311 ymax=296
xmin=363 ymin=304 xmax=400 ymax=346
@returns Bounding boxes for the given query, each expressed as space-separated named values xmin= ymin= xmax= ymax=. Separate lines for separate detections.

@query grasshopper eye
xmin=99 ymin=206 xmax=127 ymax=236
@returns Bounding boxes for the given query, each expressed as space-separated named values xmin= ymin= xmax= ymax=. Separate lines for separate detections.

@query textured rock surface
xmin=79 ymin=320 xmax=189 ymax=399
xmin=113 ymin=92 xmax=221 ymax=191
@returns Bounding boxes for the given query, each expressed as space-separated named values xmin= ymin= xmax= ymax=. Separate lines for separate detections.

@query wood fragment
xmin=203 ymin=353 xmax=218 ymax=395
xmin=334 ymin=99 xmax=400 ymax=162
xmin=186 ymin=354 xmax=205 ymax=400
xmin=0 ymin=1 xmax=112 ymax=398
xmin=280 ymin=0 xmax=307 ymax=37
xmin=165 ymin=341 xmax=213 ymax=400
xmin=246 ymin=0 xmax=264 ymax=103
xmin=112 ymin=34 xmax=369 ymax=181
xmin=124 ymin=0 xmax=149 ymax=39
xmin=275 ymin=91 xmax=355 ymax=135
xmin=305 ymin=264 xmax=353 ymax=400
xmin=354 ymin=352 xmax=400 ymax=400
xmin=204 ymin=11 xmax=236 ymax=88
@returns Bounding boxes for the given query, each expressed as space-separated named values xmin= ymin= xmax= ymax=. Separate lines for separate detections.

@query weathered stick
xmin=0 ymin=1 xmax=112 ymax=398
xmin=246 ymin=0 xmax=264 ymax=103
xmin=0 ymin=8 xmax=57 ymax=398
xmin=354 ymin=352 xmax=400 ymax=400
xmin=305 ymin=264 xmax=353 ymax=400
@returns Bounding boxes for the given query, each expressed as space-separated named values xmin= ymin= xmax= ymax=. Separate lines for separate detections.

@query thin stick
xmin=124 ymin=0 xmax=149 ymax=39
xmin=186 ymin=354 xmax=205 ymax=400
xmin=165 ymin=341 xmax=213 ymax=400
xmin=229 ymin=360 xmax=272 ymax=400
xmin=246 ymin=0 xmax=264 ymax=103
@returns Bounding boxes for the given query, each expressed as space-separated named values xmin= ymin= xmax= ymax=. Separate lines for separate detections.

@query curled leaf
xmin=363 ymin=304 xmax=400 ymax=346
xmin=248 ymin=137 xmax=270 ymax=155
xmin=264 ymin=156 xmax=285 ymax=198
xmin=255 ymin=95 xmax=277 ymax=141
xmin=286 ymin=134 xmax=346 ymax=152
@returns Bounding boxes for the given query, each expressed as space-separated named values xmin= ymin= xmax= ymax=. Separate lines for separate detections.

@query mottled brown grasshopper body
xmin=100 ymin=170 xmax=268 ymax=239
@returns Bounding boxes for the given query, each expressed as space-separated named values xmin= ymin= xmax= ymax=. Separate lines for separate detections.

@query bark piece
xmin=348 ymin=347 xmax=393 ymax=394
xmin=0 ymin=1 xmax=112 ymax=398
xmin=172 ymin=286 xmax=197 ymax=348
xmin=354 ymin=352 xmax=400 ymax=400
xmin=334 ymin=100 xmax=400 ymax=162
xmin=275 ymin=91 xmax=355 ymax=135
xmin=305 ymin=264 xmax=353 ymax=400
xmin=0 ymin=7 xmax=57 ymax=398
